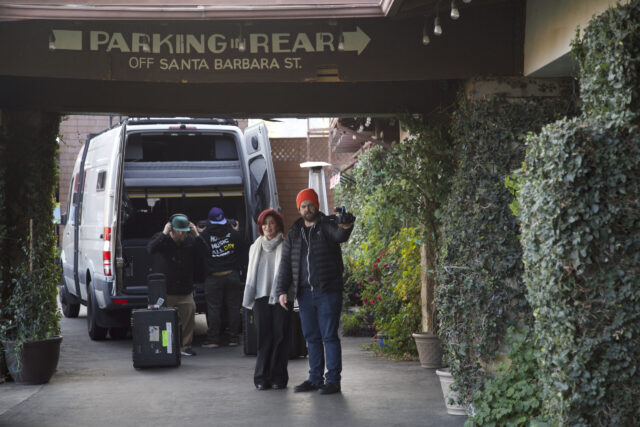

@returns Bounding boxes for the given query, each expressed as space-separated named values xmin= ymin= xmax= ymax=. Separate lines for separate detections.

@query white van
xmin=59 ymin=118 xmax=279 ymax=340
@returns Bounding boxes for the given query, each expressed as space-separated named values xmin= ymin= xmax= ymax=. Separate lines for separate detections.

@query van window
xmin=96 ymin=171 xmax=107 ymax=192
xmin=249 ymin=156 xmax=271 ymax=221
xmin=125 ymin=133 xmax=239 ymax=161
xmin=65 ymin=176 xmax=75 ymax=225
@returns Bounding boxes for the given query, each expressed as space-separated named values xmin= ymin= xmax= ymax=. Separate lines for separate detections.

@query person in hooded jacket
xmin=199 ymin=207 xmax=245 ymax=347
xmin=242 ymin=209 xmax=289 ymax=390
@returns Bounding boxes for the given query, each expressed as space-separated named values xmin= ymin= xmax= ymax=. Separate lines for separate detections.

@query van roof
xmin=126 ymin=118 xmax=238 ymax=127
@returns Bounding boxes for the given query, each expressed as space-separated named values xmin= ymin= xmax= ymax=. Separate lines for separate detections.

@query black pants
xmin=204 ymin=271 xmax=243 ymax=343
xmin=253 ymin=297 xmax=292 ymax=387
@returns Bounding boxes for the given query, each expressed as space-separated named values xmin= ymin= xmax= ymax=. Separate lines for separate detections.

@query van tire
xmin=59 ymin=280 xmax=80 ymax=318
xmin=87 ymin=287 xmax=108 ymax=341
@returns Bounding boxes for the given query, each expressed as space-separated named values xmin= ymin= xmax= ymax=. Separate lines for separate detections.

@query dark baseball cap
xmin=171 ymin=214 xmax=190 ymax=232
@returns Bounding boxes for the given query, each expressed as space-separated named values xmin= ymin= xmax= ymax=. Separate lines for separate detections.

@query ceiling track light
xmin=422 ymin=21 xmax=431 ymax=45
xmin=238 ymin=24 xmax=246 ymax=52
xmin=48 ymin=31 xmax=56 ymax=50
xmin=433 ymin=16 xmax=442 ymax=36
xmin=450 ymin=0 xmax=460 ymax=19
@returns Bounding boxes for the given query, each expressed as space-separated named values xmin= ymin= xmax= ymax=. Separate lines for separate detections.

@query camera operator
xmin=275 ymin=188 xmax=355 ymax=395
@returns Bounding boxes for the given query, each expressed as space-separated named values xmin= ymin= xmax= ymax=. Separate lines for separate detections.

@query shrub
xmin=357 ymin=228 xmax=422 ymax=358
xmin=465 ymin=328 xmax=543 ymax=427
xmin=519 ymin=117 xmax=640 ymax=424
xmin=436 ymin=91 xmax=569 ymax=405
xmin=572 ymin=0 xmax=640 ymax=125
xmin=340 ymin=310 xmax=375 ymax=337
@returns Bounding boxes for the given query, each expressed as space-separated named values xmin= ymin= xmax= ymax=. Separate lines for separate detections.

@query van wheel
xmin=59 ymin=281 xmax=80 ymax=318
xmin=87 ymin=289 xmax=108 ymax=341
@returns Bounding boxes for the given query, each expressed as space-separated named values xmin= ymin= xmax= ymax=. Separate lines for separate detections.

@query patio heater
xmin=300 ymin=161 xmax=331 ymax=214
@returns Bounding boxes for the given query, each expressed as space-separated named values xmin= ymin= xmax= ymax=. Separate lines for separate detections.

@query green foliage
xmin=355 ymin=228 xmax=422 ymax=357
xmin=519 ymin=116 xmax=640 ymax=425
xmin=504 ymin=169 xmax=524 ymax=218
xmin=436 ymin=92 xmax=569 ymax=405
xmin=340 ymin=310 xmax=374 ymax=337
xmin=391 ymin=114 xmax=456 ymax=245
xmin=572 ymin=0 xmax=640 ymax=126
xmin=0 ymin=111 xmax=62 ymax=365
xmin=1 ymin=243 xmax=61 ymax=345
xmin=517 ymin=3 xmax=640 ymax=424
xmin=465 ymin=328 xmax=543 ymax=427
xmin=336 ymin=115 xmax=455 ymax=355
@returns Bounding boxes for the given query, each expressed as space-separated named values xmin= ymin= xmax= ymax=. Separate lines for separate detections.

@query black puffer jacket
xmin=275 ymin=213 xmax=353 ymax=299
xmin=147 ymin=233 xmax=208 ymax=295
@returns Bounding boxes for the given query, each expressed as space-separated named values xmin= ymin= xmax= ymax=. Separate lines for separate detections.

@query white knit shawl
xmin=241 ymin=234 xmax=283 ymax=309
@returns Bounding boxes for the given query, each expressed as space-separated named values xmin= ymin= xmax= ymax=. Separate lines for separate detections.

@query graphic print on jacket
xmin=200 ymin=223 xmax=243 ymax=273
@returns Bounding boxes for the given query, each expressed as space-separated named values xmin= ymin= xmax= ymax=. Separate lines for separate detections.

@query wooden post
xmin=420 ymin=242 xmax=436 ymax=333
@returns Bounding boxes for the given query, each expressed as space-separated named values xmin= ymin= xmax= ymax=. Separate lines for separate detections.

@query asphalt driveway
xmin=0 ymin=309 xmax=466 ymax=427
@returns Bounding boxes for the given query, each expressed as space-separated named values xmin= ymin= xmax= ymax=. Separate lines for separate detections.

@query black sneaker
xmin=181 ymin=348 xmax=196 ymax=356
xmin=293 ymin=380 xmax=323 ymax=393
xmin=318 ymin=382 xmax=341 ymax=395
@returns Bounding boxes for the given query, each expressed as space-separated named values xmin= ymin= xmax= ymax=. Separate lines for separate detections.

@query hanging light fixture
xmin=48 ymin=31 xmax=56 ymax=50
xmin=450 ymin=0 xmax=460 ymax=19
xmin=422 ymin=21 xmax=431 ymax=45
xmin=238 ymin=24 xmax=246 ymax=52
xmin=433 ymin=16 xmax=442 ymax=36
xmin=338 ymin=28 xmax=345 ymax=51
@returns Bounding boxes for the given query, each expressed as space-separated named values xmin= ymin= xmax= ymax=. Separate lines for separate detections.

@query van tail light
xmin=102 ymin=227 xmax=112 ymax=276
xmin=112 ymin=298 xmax=128 ymax=305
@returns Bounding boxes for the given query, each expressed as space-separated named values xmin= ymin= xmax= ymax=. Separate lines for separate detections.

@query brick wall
xmin=270 ymin=137 xmax=354 ymax=231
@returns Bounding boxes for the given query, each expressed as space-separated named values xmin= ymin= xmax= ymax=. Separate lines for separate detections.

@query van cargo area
xmin=117 ymin=130 xmax=249 ymax=308
xmin=59 ymin=117 xmax=278 ymax=340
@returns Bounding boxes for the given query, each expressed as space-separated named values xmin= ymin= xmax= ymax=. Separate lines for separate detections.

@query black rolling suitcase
xmin=289 ymin=308 xmax=307 ymax=359
xmin=132 ymin=308 xmax=181 ymax=369
xmin=243 ymin=307 xmax=258 ymax=356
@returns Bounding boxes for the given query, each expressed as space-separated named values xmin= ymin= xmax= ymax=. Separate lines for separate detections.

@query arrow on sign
xmin=342 ymin=26 xmax=371 ymax=55
xmin=50 ymin=30 xmax=83 ymax=51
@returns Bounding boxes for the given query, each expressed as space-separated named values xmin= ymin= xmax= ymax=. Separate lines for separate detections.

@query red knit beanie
xmin=296 ymin=188 xmax=319 ymax=210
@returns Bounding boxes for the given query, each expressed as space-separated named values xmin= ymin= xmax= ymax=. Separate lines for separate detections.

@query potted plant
xmin=0 ymin=111 xmax=63 ymax=385
xmin=1 ymin=241 xmax=62 ymax=385
xmin=412 ymin=242 xmax=443 ymax=368
xmin=392 ymin=116 xmax=456 ymax=369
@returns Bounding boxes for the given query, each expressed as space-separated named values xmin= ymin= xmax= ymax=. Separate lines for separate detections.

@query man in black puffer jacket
xmin=147 ymin=214 xmax=207 ymax=357
xmin=276 ymin=188 xmax=354 ymax=395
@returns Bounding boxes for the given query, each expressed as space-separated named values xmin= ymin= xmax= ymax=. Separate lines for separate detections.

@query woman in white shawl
xmin=242 ymin=208 xmax=290 ymax=390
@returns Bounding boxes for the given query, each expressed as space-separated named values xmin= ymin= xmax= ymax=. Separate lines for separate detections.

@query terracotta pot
xmin=412 ymin=332 xmax=442 ymax=368
xmin=2 ymin=336 xmax=62 ymax=385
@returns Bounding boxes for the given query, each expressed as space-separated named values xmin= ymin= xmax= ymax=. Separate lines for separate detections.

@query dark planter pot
xmin=2 ymin=336 xmax=63 ymax=385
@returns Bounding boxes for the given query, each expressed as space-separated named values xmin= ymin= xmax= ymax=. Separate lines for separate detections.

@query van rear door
xmin=242 ymin=121 xmax=280 ymax=234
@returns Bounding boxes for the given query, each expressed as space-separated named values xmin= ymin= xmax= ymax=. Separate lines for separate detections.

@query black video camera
xmin=334 ymin=206 xmax=356 ymax=224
